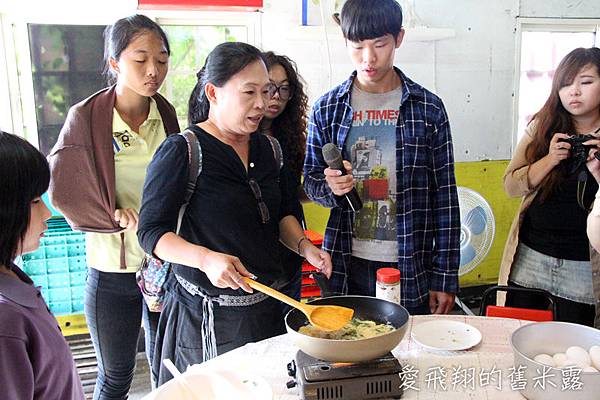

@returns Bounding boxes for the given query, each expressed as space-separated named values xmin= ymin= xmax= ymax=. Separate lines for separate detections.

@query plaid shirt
xmin=303 ymin=69 xmax=460 ymax=309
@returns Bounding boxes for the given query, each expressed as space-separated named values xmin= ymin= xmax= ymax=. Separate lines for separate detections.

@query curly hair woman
xmin=259 ymin=51 xmax=310 ymax=315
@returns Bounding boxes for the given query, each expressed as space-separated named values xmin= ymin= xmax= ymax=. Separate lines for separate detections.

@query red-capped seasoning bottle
xmin=376 ymin=268 xmax=400 ymax=303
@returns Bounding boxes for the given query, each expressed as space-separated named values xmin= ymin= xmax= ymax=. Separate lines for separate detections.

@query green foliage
xmin=160 ymin=25 xmax=242 ymax=121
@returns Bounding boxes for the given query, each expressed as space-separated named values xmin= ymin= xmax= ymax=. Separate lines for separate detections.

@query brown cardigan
xmin=48 ymin=85 xmax=180 ymax=268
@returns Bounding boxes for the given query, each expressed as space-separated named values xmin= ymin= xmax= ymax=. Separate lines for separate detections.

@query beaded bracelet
xmin=296 ymin=236 xmax=309 ymax=257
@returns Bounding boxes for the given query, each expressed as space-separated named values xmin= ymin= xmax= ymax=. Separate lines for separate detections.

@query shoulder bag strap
xmin=175 ymin=129 xmax=202 ymax=233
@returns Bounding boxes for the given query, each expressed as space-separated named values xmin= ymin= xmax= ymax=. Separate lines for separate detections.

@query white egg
xmin=566 ymin=346 xmax=591 ymax=367
xmin=533 ymin=354 xmax=555 ymax=366
xmin=561 ymin=359 xmax=579 ymax=368
xmin=582 ymin=366 xmax=599 ymax=373
xmin=553 ymin=353 xmax=568 ymax=367
xmin=589 ymin=345 xmax=600 ymax=370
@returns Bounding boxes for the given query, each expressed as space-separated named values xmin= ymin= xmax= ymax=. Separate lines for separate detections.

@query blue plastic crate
xmin=48 ymin=287 xmax=71 ymax=302
xmin=68 ymin=256 xmax=87 ymax=272
xmin=71 ymin=299 xmax=85 ymax=313
xmin=30 ymin=274 xmax=48 ymax=290
xmin=48 ymin=302 xmax=72 ymax=315
xmin=69 ymin=271 xmax=87 ymax=287
xmin=48 ymin=272 xmax=70 ymax=288
xmin=71 ymin=285 xmax=85 ymax=300
xmin=21 ymin=220 xmax=88 ymax=316
xmin=24 ymin=259 xmax=47 ymax=276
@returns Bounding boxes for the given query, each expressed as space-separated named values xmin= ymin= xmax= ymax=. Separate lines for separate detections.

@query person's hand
xmin=429 ymin=290 xmax=455 ymax=314
xmin=584 ymin=137 xmax=600 ymax=184
xmin=114 ymin=208 xmax=138 ymax=231
xmin=546 ymin=133 xmax=572 ymax=167
xmin=199 ymin=251 xmax=254 ymax=293
xmin=301 ymin=242 xmax=333 ymax=278
xmin=324 ymin=160 xmax=355 ymax=196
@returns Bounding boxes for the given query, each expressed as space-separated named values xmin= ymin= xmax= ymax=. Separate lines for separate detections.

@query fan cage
xmin=457 ymin=186 xmax=495 ymax=276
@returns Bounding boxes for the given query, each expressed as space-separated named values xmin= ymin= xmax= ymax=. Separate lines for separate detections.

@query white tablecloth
xmin=199 ymin=315 xmax=529 ymax=399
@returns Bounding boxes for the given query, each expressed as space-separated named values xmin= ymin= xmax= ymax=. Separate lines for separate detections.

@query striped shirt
xmin=303 ymin=69 xmax=460 ymax=309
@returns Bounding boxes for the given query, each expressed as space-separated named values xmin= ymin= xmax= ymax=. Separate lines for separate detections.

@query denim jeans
xmin=85 ymin=268 xmax=160 ymax=400
xmin=348 ymin=256 xmax=430 ymax=315
xmin=510 ymin=243 xmax=595 ymax=304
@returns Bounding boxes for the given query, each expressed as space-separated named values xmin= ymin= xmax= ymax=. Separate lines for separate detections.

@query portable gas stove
xmin=286 ymin=351 xmax=403 ymax=400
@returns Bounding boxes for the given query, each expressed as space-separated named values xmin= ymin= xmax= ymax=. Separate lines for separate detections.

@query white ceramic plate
xmin=411 ymin=320 xmax=482 ymax=351
xmin=145 ymin=368 xmax=272 ymax=400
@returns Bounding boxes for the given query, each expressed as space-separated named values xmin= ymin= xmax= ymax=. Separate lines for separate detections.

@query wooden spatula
xmin=243 ymin=277 xmax=354 ymax=331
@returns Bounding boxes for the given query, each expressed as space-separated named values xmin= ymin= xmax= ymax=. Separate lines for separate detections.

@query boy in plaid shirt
xmin=303 ymin=0 xmax=460 ymax=314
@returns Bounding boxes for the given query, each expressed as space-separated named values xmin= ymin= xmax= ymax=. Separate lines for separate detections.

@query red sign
xmin=138 ymin=0 xmax=263 ymax=11
xmin=363 ymin=179 xmax=389 ymax=201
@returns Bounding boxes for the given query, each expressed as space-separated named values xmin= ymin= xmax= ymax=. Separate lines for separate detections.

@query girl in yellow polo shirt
xmin=48 ymin=15 xmax=179 ymax=399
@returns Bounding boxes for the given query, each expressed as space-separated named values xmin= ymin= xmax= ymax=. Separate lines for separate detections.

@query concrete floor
xmin=69 ymin=335 xmax=153 ymax=399
xmin=129 ymin=354 xmax=152 ymax=399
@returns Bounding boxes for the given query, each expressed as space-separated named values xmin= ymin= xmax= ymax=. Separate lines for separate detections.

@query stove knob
xmin=286 ymin=379 xmax=297 ymax=389
xmin=287 ymin=360 xmax=297 ymax=377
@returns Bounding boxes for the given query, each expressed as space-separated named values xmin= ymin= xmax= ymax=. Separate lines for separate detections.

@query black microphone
xmin=322 ymin=143 xmax=363 ymax=212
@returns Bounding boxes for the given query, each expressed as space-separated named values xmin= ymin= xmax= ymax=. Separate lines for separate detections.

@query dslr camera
xmin=558 ymin=134 xmax=599 ymax=174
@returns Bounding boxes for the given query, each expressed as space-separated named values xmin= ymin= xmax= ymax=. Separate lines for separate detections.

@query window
xmin=5 ymin=11 xmax=260 ymax=152
xmin=514 ymin=19 xmax=599 ymax=144
xmin=159 ymin=23 xmax=249 ymax=127
xmin=154 ymin=10 xmax=260 ymax=125
xmin=28 ymin=24 xmax=106 ymax=154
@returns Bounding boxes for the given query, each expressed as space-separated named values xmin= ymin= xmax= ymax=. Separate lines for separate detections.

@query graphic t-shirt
xmin=345 ymin=85 xmax=402 ymax=262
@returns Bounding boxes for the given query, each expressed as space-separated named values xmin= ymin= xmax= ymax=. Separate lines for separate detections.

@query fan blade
xmin=460 ymin=244 xmax=477 ymax=267
xmin=464 ymin=206 xmax=487 ymax=235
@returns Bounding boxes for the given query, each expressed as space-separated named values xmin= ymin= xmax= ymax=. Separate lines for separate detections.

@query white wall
xmin=2 ymin=0 xmax=599 ymax=161
xmin=260 ymin=0 xmax=600 ymax=162
xmin=0 ymin=0 xmax=138 ymax=22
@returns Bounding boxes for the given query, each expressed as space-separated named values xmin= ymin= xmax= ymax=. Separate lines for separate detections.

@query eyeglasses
xmin=267 ymin=83 xmax=293 ymax=101
xmin=248 ymin=178 xmax=270 ymax=224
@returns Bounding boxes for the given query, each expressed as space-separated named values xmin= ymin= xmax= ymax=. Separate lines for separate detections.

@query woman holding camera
xmin=500 ymin=47 xmax=600 ymax=327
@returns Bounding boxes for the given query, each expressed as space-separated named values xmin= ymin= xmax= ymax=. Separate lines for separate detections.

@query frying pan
xmin=284 ymin=273 xmax=410 ymax=362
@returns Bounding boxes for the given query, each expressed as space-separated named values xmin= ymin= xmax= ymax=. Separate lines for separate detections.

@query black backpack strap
xmin=264 ymin=134 xmax=283 ymax=170
xmin=176 ymin=129 xmax=202 ymax=233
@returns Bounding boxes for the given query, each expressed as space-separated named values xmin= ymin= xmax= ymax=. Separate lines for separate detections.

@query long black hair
xmin=260 ymin=51 xmax=308 ymax=181
xmin=526 ymin=47 xmax=600 ymax=200
xmin=0 ymin=131 xmax=50 ymax=267
xmin=188 ymin=42 xmax=265 ymax=125
xmin=103 ymin=14 xmax=171 ymax=85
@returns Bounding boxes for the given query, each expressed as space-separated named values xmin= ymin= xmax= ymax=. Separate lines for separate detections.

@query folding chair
xmin=479 ymin=285 xmax=557 ymax=322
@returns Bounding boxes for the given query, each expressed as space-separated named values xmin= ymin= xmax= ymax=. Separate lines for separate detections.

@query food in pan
xmin=298 ymin=318 xmax=395 ymax=340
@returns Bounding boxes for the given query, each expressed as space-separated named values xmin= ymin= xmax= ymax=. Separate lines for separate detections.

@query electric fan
xmin=457 ymin=186 xmax=496 ymax=276
xmin=453 ymin=186 xmax=496 ymax=315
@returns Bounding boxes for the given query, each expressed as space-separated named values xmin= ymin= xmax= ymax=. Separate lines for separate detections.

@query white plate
xmin=411 ymin=320 xmax=482 ymax=351
xmin=145 ymin=368 xmax=272 ymax=400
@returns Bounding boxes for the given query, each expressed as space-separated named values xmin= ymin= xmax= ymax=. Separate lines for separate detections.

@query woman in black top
xmin=259 ymin=51 xmax=309 ymax=315
xmin=502 ymin=47 xmax=600 ymax=326
xmin=137 ymin=42 xmax=332 ymax=385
